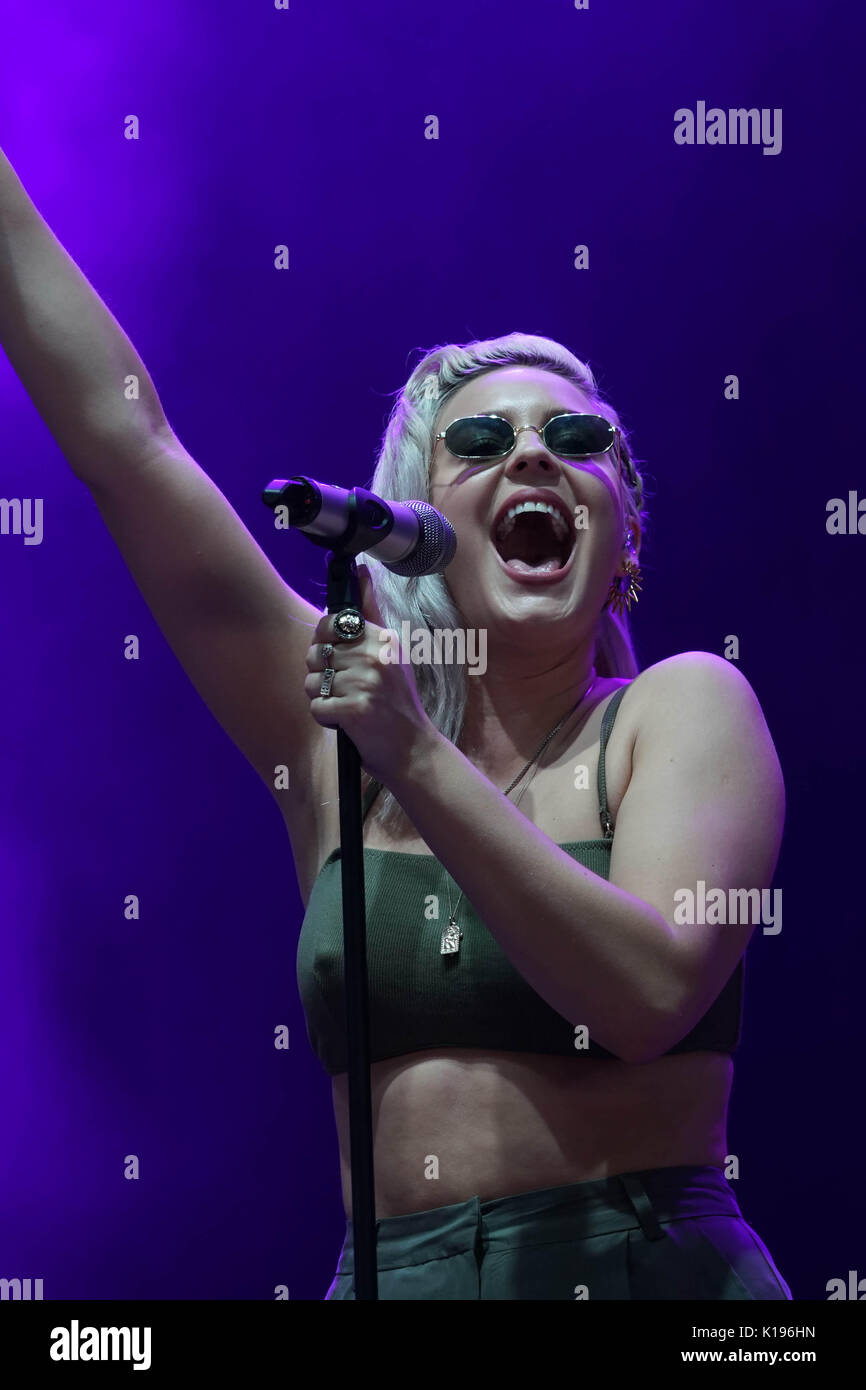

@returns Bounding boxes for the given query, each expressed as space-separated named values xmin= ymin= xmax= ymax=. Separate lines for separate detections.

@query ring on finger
xmin=333 ymin=608 xmax=365 ymax=643
xmin=320 ymin=667 xmax=336 ymax=698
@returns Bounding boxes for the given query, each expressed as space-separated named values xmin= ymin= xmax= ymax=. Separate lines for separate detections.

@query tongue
xmin=495 ymin=512 xmax=565 ymax=573
xmin=505 ymin=556 xmax=562 ymax=574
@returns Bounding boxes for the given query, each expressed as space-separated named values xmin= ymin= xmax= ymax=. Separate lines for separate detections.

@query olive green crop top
xmin=295 ymin=684 xmax=744 ymax=1076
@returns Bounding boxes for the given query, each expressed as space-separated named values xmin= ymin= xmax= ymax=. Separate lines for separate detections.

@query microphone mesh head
xmin=385 ymin=501 xmax=457 ymax=576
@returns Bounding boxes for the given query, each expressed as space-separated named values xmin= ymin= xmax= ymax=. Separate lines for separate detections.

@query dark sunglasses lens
xmin=546 ymin=415 xmax=614 ymax=456
xmin=445 ymin=417 xmax=513 ymax=457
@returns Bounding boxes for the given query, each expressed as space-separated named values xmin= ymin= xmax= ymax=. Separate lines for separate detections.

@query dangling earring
xmin=605 ymin=534 xmax=642 ymax=616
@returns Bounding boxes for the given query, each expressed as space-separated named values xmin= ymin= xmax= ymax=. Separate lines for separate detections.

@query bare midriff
xmin=331 ymin=1047 xmax=733 ymax=1220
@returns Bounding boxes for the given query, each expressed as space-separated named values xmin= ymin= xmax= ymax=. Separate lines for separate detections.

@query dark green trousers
xmin=325 ymin=1165 xmax=792 ymax=1300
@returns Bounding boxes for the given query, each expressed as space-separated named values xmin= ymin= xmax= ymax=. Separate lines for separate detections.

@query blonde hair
xmin=359 ymin=331 xmax=649 ymax=831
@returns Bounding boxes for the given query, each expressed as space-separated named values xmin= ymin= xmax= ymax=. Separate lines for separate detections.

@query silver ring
xmin=333 ymin=608 xmax=365 ymax=643
xmin=321 ymin=643 xmax=335 ymax=663
xmin=320 ymin=668 xmax=335 ymax=698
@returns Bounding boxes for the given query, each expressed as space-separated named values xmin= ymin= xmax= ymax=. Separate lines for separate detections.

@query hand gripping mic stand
xmin=262 ymin=476 xmax=423 ymax=1301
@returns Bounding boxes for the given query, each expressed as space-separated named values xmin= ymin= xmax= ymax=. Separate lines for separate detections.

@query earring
xmin=605 ymin=534 xmax=642 ymax=615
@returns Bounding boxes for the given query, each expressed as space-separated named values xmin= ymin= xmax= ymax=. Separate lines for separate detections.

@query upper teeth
xmin=495 ymin=500 xmax=570 ymax=542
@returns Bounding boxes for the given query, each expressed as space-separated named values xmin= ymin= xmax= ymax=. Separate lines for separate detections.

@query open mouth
xmin=491 ymin=500 xmax=575 ymax=575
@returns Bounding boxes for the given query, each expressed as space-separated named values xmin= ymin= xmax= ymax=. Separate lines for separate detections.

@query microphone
xmin=262 ymin=475 xmax=456 ymax=576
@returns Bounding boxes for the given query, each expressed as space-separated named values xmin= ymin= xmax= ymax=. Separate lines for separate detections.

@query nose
xmin=503 ymin=424 xmax=563 ymax=477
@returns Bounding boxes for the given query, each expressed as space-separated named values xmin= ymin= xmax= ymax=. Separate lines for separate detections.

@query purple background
xmin=1 ymin=0 xmax=863 ymax=1300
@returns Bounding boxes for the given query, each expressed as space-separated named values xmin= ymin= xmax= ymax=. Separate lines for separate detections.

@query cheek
xmin=447 ymin=529 xmax=488 ymax=597
xmin=438 ymin=500 xmax=490 ymax=563
xmin=580 ymin=473 xmax=623 ymax=541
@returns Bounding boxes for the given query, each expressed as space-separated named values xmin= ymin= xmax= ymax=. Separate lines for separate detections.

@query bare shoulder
xmin=624 ymin=650 xmax=768 ymax=725
xmin=623 ymin=651 xmax=783 ymax=792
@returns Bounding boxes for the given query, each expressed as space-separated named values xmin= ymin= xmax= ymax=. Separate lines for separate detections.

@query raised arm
xmin=0 ymin=145 xmax=332 ymax=873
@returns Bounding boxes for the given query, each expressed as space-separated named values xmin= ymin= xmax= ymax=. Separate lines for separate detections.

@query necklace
xmin=440 ymin=670 xmax=598 ymax=955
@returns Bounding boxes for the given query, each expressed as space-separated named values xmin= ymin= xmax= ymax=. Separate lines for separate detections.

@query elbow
xmin=574 ymin=958 xmax=696 ymax=1064
xmin=611 ymin=961 xmax=701 ymax=1064
xmin=605 ymin=1003 xmax=687 ymax=1066
xmin=615 ymin=1038 xmax=673 ymax=1066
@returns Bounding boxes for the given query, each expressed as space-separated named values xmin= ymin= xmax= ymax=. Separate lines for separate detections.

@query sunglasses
xmin=435 ymin=412 xmax=621 ymax=462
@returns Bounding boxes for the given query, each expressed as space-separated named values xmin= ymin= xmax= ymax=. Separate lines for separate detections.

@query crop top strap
xmin=597 ymin=684 xmax=631 ymax=842
xmin=362 ymin=775 xmax=383 ymax=822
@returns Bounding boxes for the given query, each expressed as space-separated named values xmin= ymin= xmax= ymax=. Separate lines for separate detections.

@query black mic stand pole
xmin=324 ymin=546 xmax=378 ymax=1300
xmin=263 ymin=480 xmax=395 ymax=1300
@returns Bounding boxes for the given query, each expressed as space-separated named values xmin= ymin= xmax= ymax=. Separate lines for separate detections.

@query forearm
xmin=388 ymin=726 xmax=683 ymax=1063
xmin=0 ymin=147 xmax=170 ymax=479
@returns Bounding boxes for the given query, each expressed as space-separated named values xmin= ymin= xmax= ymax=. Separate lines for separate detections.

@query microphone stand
xmin=263 ymin=480 xmax=392 ymax=1300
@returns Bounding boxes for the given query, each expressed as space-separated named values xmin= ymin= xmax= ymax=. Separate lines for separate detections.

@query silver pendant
xmin=440 ymin=918 xmax=463 ymax=955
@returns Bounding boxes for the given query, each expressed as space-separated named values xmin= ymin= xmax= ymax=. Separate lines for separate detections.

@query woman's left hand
xmin=304 ymin=564 xmax=438 ymax=786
